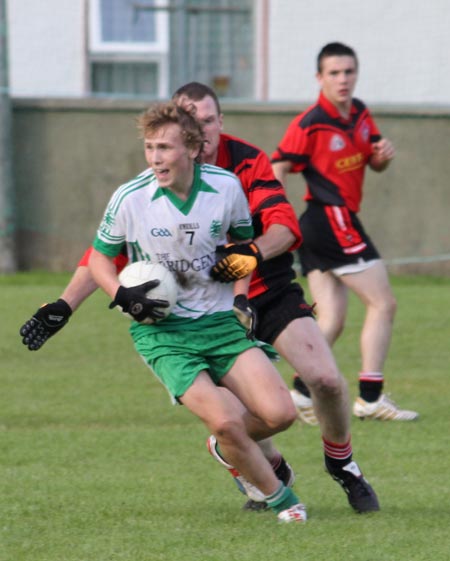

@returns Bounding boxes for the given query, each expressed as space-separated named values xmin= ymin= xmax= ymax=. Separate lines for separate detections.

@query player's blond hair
xmin=137 ymin=101 xmax=204 ymax=156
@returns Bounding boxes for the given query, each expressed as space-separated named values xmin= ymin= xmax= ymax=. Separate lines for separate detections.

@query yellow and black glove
xmin=210 ymin=242 xmax=263 ymax=283
xmin=233 ymin=295 xmax=257 ymax=340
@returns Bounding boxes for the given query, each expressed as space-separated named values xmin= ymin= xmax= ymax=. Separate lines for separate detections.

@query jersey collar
xmin=152 ymin=164 xmax=216 ymax=215
xmin=318 ymin=91 xmax=357 ymax=122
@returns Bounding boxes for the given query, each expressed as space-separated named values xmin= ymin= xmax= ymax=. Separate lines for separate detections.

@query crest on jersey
xmin=99 ymin=209 xmax=115 ymax=234
xmin=209 ymin=220 xmax=222 ymax=238
xmin=330 ymin=134 xmax=346 ymax=151
xmin=360 ymin=122 xmax=370 ymax=142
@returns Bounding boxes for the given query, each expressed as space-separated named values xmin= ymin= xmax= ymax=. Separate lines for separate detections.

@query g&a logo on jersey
xmin=330 ymin=134 xmax=346 ymax=152
xmin=150 ymin=228 xmax=172 ymax=237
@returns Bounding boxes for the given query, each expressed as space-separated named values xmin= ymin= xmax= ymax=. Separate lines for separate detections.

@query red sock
xmin=323 ymin=437 xmax=352 ymax=469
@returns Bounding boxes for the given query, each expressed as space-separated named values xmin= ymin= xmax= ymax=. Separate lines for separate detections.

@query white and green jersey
xmin=93 ymin=163 xmax=253 ymax=323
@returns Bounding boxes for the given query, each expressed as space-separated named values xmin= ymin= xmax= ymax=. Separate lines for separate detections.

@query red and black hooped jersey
xmin=216 ymin=133 xmax=301 ymax=298
xmin=271 ymin=92 xmax=381 ymax=213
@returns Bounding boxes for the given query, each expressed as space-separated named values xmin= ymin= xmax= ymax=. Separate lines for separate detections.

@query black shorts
xmin=250 ymin=282 xmax=315 ymax=345
xmin=298 ymin=202 xmax=380 ymax=276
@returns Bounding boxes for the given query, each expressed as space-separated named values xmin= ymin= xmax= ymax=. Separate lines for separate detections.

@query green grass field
xmin=1 ymin=272 xmax=449 ymax=561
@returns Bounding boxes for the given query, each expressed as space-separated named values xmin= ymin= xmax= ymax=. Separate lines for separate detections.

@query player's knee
xmin=385 ymin=293 xmax=397 ymax=320
xmin=213 ymin=418 xmax=246 ymax=445
xmin=265 ymin=400 xmax=298 ymax=432
xmin=309 ymin=366 xmax=347 ymax=400
xmin=370 ymin=292 xmax=397 ymax=322
xmin=319 ymin=316 xmax=345 ymax=344
xmin=283 ymin=406 xmax=298 ymax=429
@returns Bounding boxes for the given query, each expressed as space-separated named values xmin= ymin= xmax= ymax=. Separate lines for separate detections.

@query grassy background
xmin=1 ymin=272 xmax=449 ymax=561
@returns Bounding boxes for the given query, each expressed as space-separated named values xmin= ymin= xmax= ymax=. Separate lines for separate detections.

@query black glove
xmin=109 ymin=281 xmax=170 ymax=322
xmin=233 ymin=294 xmax=257 ymax=340
xmin=20 ymin=299 xmax=73 ymax=351
xmin=210 ymin=242 xmax=263 ymax=283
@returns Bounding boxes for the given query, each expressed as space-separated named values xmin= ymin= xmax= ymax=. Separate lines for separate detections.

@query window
xmin=89 ymin=0 xmax=169 ymax=98
xmin=168 ymin=0 xmax=254 ymax=99
xmin=89 ymin=0 xmax=254 ymax=100
xmin=91 ymin=61 xmax=160 ymax=97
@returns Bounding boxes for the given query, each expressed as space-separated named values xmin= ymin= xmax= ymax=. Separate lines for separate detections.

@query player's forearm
xmin=271 ymin=161 xmax=290 ymax=188
xmin=254 ymin=224 xmax=296 ymax=260
xmin=60 ymin=266 xmax=99 ymax=312
xmin=234 ymin=274 xmax=251 ymax=296
xmin=88 ymin=249 xmax=120 ymax=299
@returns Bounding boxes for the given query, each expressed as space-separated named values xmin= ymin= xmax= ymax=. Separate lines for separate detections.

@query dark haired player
xmin=271 ymin=42 xmax=418 ymax=422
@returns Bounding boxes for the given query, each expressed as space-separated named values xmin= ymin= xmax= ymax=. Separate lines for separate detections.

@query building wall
xmin=7 ymin=0 xmax=85 ymax=97
xmin=6 ymin=0 xmax=450 ymax=105
xmin=12 ymin=99 xmax=450 ymax=276
xmin=268 ymin=0 xmax=450 ymax=105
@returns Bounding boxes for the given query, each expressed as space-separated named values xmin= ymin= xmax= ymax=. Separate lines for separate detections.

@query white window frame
xmin=89 ymin=0 xmax=169 ymax=54
xmin=89 ymin=0 xmax=169 ymax=97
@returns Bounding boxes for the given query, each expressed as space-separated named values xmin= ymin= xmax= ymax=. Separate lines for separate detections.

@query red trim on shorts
xmin=324 ymin=206 xmax=367 ymax=255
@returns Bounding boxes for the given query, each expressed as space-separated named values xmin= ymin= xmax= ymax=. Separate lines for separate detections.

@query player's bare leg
xmin=180 ymin=371 xmax=281 ymax=495
xmin=221 ymin=348 xmax=299 ymax=507
xmin=181 ymin=370 xmax=306 ymax=521
xmin=211 ymin=388 xmax=297 ymax=511
xmin=221 ymin=347 xmax=297 ymax=438
xmin=340 ymin=262 xmax=418 ymax=420
xmin=340 ymin=261 xmax=396 ymax=372
xmin=309 ymin=262 xmax=417 ymax=421
xmin=274 ymin=316 xmax=379 ymax=513
xmin=307 ymin=268 xmax=348 ymax=346
xmin=218 ymin=348 xmax=302 ymax=513
xmin=274 ymin=317 xmax=350 ymax=443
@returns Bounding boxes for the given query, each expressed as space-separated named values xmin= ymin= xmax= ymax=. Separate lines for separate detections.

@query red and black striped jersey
xmin=271 ymin=92 xmax=381 ymax=213
xmin=216 ymin=133 xmax=301 ymax=298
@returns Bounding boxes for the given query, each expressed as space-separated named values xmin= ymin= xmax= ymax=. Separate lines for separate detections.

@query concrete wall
xmin=12 ymin=99 xmax=450 ymax=275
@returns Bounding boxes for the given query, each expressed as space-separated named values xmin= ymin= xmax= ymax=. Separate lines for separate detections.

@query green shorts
xmin=132 ymin=312 xmax=277 ymax=400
